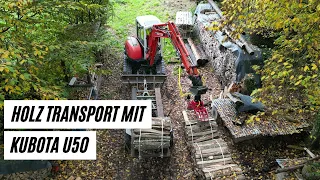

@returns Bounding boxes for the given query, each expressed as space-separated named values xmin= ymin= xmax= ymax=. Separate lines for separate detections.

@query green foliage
xmin=220 ymin=0 xmax=320 ymax=119
xmin=0 ymin=0 xmax=113 ymax=140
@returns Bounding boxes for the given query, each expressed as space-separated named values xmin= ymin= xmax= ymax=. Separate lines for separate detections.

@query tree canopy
xmin=0 ymin=0 xmax=113 ymax=138
xmin=219 ymin=0 xmax=320 ymax=121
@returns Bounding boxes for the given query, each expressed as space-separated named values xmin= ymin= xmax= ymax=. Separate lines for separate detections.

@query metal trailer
xmin=122 ymin=56 xmax=173 ymax=158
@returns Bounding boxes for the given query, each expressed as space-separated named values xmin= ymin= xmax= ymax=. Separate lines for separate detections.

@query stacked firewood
xmin=130 ymin=117 xmax=172 ymax=157
xmin=183 ymin=111 xmax=244 ymax=179
xmin=195 ymin=21 xmax=237 ymax=87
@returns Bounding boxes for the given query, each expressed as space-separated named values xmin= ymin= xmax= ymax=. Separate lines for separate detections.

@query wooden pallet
xmin=183 ymin=110 xmax=245 ymax=179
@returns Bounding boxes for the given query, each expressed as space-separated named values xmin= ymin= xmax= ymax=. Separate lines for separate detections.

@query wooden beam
xmin=155 ymin=88 xmax=164 ymax=117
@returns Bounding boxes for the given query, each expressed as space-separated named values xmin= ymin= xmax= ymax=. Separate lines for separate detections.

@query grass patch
xmin=108 ymin=0 xmax=180 ymax=62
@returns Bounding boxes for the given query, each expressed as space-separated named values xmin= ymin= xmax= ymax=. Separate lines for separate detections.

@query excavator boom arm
xmin=146 ymin=21 xmax=199 ymax=76
xmin=145 ymin=21 xmax=209 ymax=121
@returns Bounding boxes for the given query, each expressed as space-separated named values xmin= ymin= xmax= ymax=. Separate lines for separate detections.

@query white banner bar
xmin=4 ymin=131 xmax=96 ymax=160
xmin=4 ymin=100 xmax=152 ymax=129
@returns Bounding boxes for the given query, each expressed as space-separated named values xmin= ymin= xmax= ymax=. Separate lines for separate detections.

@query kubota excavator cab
xmin=123 ymin=15 xmax=166 ymax=78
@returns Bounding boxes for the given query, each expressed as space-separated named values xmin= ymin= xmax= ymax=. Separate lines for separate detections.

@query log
xmin=155 ymin=88 xmax=164 ymax=117
xmin=195 ymin=149 xmax=230 ymax=159
xmin=203 ymin=164 xmax=239 ymax=172
xmin=197 ymin=157 xmax=233 ymax=166
xmin=187 ymin=38 xmax=208 ymax=66
xmin=199 ymin=154 xmax=232 ymax=161
xmin=187 ymin=129 xmax=218 ymax=137
xmin=196 ymin=146 xmax=229 ymax=155
xmin=134 ymin=135 xmax=171 ymax=140
xmin=207 ymin=0 xmax=223 ymax=17
xmin=275 ymin=156 xmax=320 ymax=173
xmin=133 ymin=142 xmax=170 ymax=150
xmin=193 ymin=142 xmax=228 ymax=151
xmin=304 ymin=148 xmax=316 ymax=158
xmin=192 ymin=133 xmax=220 ymax=143
xmin=133 ymin=129 xmax=170 ymax=135
xmin=193 ymin=139 xmax=228 ymax=147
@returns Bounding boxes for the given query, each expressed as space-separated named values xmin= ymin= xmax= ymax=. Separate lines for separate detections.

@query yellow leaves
xmin=275 ymin=21 xmax=282 ymax=29
xmin=292 ymin=17 xmax=300 ymax=24
xmin=272 ymin=110 xmax=278 ymax=115
xmin=19 ymin=74 xmax=25 ymax=80
xmin=238 ymin=15 xmax=245 ymax=19
xmin=271 ymin=71 xmax=275 ymax=75
xmin=1 ymin=50 xmax=10 ymax=59
xmin=19 ymin=60 xmax=26 ymax=65
xmin=295 ymin=80 xmax=301 ymax=86
xmin=4 ymin=85 xmax=14 ymax=92
xmin=290 ymin=75 xmax=294 ymax=80
xmin=298 ymin=75 xmax=303 ymax=79
xmin=311 ymin=63 xmax=318 ymax=71
xmin=34 ymin=49 xmax=41 ymax=56
xmin=304 ymin=65 xmax=309 ymax=72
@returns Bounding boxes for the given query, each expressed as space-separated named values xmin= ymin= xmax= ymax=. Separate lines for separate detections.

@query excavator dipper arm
xmin=145 ymin=21 xmax=209 ymax=121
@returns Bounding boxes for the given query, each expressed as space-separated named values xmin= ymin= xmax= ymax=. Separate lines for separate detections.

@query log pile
xmin=211 ymin=99 xmax=310 ymax=143
xmin=130 ymin=117 xmax=172 ymax=158
xmin=182 ymin=110 xmax=245 ymax=179
xmin=195 ymin=21 xmax=237 ymax=87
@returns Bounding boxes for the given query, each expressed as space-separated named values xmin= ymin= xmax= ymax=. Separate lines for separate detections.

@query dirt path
xmin=52 ymin=1 xmax=217 ymax=180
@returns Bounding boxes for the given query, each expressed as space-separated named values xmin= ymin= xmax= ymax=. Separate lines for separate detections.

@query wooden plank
xmin=155 ymin=88 xmax=164 ymax=117
xmin=131 ymin=129 xmax=135 ymax=157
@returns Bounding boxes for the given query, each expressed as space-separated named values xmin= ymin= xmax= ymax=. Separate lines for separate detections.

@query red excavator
xmin=122 ymin=15 xmax=208 ymax=121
